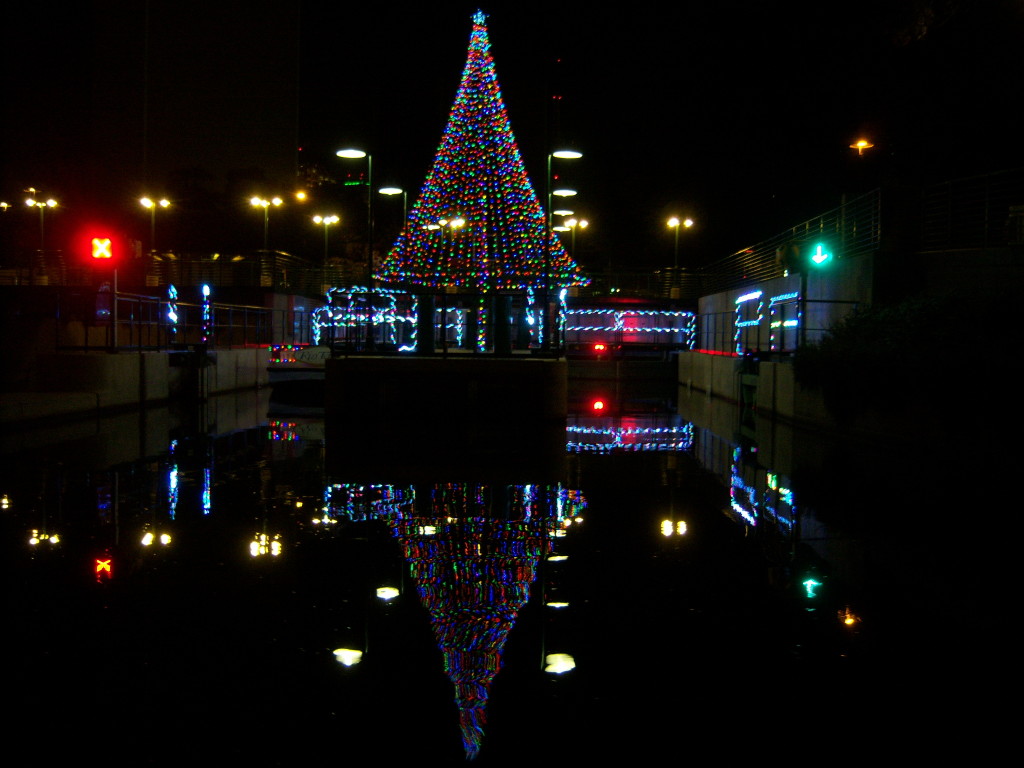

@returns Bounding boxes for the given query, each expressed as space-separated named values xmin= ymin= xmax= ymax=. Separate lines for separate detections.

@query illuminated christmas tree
xmin=375 ymin=10 xmax=589 ymax=293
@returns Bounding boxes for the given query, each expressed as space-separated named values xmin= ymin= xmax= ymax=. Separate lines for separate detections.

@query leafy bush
xmin=793 ymin=294 xmax=962 ymax=420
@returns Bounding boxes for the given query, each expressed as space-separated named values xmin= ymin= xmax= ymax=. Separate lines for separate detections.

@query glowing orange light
xmin=593 ymin=343 xmax=607 ymax=352
xmin=849 ymin=139 xmax=874 ymax=155
xmin=592 ymin=399 xmax=606 ymax=411
xmin=91 ymin=237 xmax=112 ymax=259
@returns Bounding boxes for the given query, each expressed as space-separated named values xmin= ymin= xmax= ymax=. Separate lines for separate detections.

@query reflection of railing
xmin=55 ymin=289 xmax=309 ymax=351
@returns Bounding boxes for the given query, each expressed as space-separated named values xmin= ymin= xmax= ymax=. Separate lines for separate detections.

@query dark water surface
xmin=2 ymin=390 xmax=1011 ymax=765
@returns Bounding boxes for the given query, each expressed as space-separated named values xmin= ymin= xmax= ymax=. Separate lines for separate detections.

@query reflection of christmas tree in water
xmin=376 ymin=10 xmax=589 ymax=293
xmin=382 ymin=483 xmax=586 ymax=760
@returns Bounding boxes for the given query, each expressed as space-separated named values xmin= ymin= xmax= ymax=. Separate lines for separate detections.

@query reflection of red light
xmin=592 ymin=399 xmax=605 ymax=411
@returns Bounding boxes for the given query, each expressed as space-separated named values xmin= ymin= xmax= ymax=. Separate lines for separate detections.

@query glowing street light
xmin=437 ymin=216 xmax=465 ymax=354
xmin=140 ymin=197 xmax=170 ymax=255
xmin=667 ymin=216 xmax=694 ymax=270
xmin=379 ymin=186 xmax=407 ymax=231
xmin=336 ymin=148 xmax=376 ymax=347
xmin=250 ymin=196 xmax=283 ymax=251
xmin=336 ymin=148 xmax=374 ymax=279
xmin=25 ymin=191 xmax=58 ymax=253
xmin=312 ymin=214 xmax=340 ymax=266
xmin=850 ymin=138 xmax=874 ymax=155
xmin=563 ymin=217 xmax=588 ymax=261
xmin=544 ymin=149 xmax=582 ymax=352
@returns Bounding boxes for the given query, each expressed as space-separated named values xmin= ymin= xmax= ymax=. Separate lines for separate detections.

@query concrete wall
xmin=1 ymin=347 xmax=268 ymax=425
xmin=696 ymin=255 xmax=873 ymax=353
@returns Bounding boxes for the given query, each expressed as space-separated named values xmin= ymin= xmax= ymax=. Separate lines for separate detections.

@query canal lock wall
xmin=0 ymin=348 xmax=269 ymax=425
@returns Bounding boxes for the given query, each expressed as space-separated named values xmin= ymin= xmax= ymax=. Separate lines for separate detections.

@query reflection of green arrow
xmin=802 ymin=577 xmax=823 ymax=598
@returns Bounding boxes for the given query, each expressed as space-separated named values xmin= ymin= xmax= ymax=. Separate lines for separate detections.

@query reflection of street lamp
xmin=250 ymin=196 xmax=283 ymax=251
xmin=667 ymin=216 xmax=693 ymax=270
xmin=140 ymin=197 xmax=170 ymax=254
xmin=25 ymin=192 xmax=58 ymax=253
xmin=312 ymin=214 xmax=340 ymax=266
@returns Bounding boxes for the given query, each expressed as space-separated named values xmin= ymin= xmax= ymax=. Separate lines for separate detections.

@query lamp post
xmin=563 ymin=217 xmax=588 ymax=261
xmin=25 ymin=192 xmax=58 ymax=254
xmin=666 ymin=216 xmax=693 ymax=270
xmin=437 ymin=216 xmax=465 ymax=355
xmin=379 ymin=186 xmax=407 ymax=233
xmin=544 ymin=149 xmax=582 ymax=352
xmin=312 ymin=214 xmax=340 ymax=266
xmin=140 ymin=197 xmax=170 ymax=255
xmin=336 ymin=148 xmax=374 ymax=348
xmin=250 ymin=196 xmax=283 ymax=251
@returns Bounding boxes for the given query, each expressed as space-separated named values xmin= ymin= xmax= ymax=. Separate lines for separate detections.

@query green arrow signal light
xmin=810 ymin=243 xmax=832 ymax=266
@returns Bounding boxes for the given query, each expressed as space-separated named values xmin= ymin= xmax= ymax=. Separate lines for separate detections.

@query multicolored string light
xmin=375 ymin=11 xmax=589 ymax=293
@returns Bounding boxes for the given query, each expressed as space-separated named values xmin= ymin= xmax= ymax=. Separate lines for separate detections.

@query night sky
xmin=3 ymin=0 xmax=1024 ymax=272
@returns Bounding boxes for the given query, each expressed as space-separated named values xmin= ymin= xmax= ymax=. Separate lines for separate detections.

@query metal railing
xmin=54 ymin=289 xmax=311 ymax=351
xmin=696 ymin=189 xmax=882 ymax=295
xmin=695 ymin=299 xmax=861 ymax=356
xmin=920 ymin=167 xmax=1024 ymax=250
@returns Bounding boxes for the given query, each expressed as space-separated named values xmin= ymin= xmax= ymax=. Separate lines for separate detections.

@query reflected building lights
xmin=333 ymin=648 xmax=363 ymax=667
xmin=544 ymin=653 xmax=576 ymax=674
xmin=28 ymin=528 xmax=60 ymax=546
xmin=661 ymin=520 xmax=687 ymax=537
xmin=249 ymin=532 xmax=283 ymax=557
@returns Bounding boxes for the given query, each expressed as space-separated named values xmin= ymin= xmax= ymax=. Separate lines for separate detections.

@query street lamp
xmin=336 ymin=149 xmax=374 ymax=281
xmin=25 ymin=192 xmax=58 ymax=253
xmin=849 ymin=138 xmax=874 ymax=155
xmin=379 ymin=186 xmax=407 ymax=232
xmin=312 ymin=214 xmax=340 ymax=266
xmin=667 ymin=216 xmax=694 ymax=270
xmin=563 ymin=217 xmax=588 ymax=261
xmin=250 ymin=196 xmax=283 ymax=251
xmin=140 ymin=197 xmax=170 ymax=254
xmin=436 ymin=216 xmax=465 ymax=354
xmin=544 ymin=149 xmax=582 ymax=352
xmin=336 ymin=148 xmax=374 ymax=348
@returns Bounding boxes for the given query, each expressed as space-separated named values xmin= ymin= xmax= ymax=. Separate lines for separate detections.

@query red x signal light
xmin=91 ymin=237 xmax=113 ymax=259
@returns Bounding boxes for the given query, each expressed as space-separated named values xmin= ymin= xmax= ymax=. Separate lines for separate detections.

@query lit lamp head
xmin=850 ymin=139 xmax=874 ymax=155
xmin=250 ymin=196 xmax=283 ymax=208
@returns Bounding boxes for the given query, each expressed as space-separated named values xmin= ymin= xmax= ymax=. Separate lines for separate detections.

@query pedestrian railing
xmin=54 ymin=289 xmax=313 ymax=351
